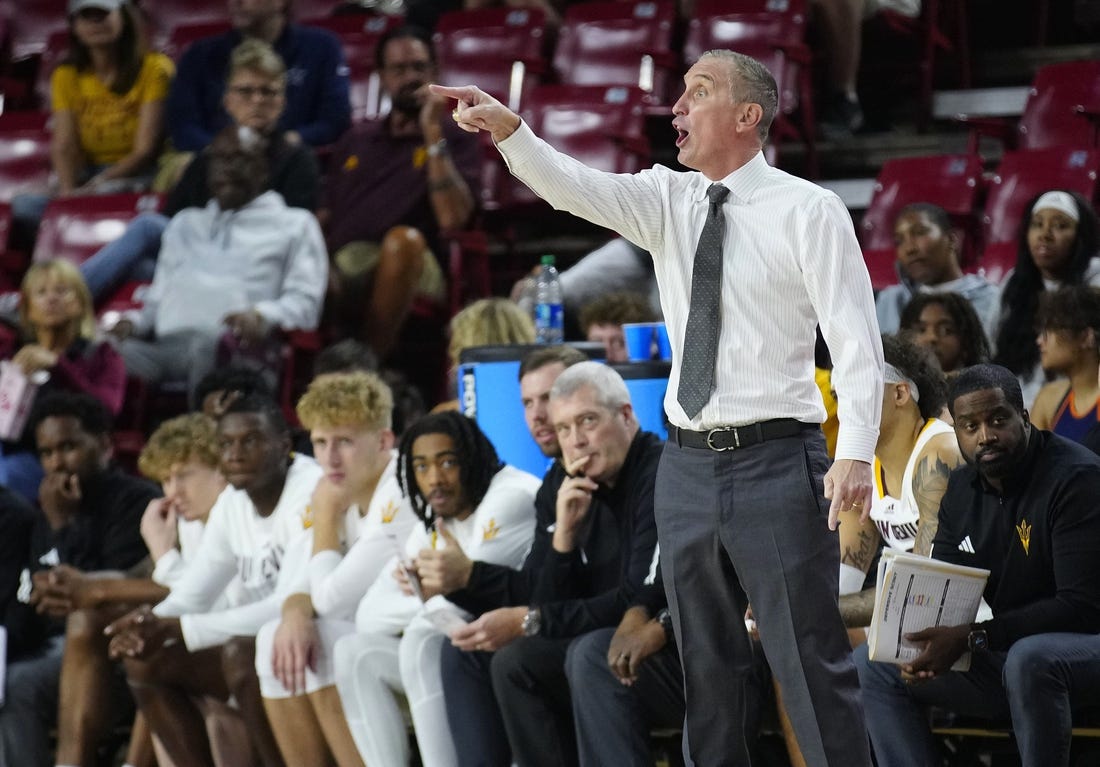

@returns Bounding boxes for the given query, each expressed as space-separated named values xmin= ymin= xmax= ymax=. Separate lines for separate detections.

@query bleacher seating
xmin=481 ymin=83 xmax=650 ymax=216
xmin=0 ymin=110 xmax=50 ymax=204
xmin=552 ymin=0 xmax=678 ymax=108
xmin=961 ymin=59 xmax=1100 ymax=153
xmin=433 ymin=7 xmax=548 ymax=110
xmin=33 ymin=191 xmax=160 ymax=266
xmin=1 ymin=0 xmax=68 ymax=61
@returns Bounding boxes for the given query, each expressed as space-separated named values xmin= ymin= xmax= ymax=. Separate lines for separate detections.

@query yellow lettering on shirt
xmin=1016 ymin=519 xmax=1031 ymax=555
xmin=482 ymin=518 xmax=500 ymax=541
xmin=301 ymin=505 xmax=314 ymax=530
xmin=381 ymin=500 xmax=398 ymax=524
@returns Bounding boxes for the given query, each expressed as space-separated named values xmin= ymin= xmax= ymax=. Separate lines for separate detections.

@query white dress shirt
xmin=498 ymin=123 xmax=883 ymax=462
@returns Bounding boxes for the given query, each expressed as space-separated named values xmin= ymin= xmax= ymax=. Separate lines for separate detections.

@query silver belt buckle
xmin=705 ymin=426 xmax=739 ymax=451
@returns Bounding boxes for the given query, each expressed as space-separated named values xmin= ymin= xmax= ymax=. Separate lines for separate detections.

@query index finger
xmin=429 ymin=84 xmax=476 ymax=104
xmin=565 ymin=453 xmax=591 ymax=477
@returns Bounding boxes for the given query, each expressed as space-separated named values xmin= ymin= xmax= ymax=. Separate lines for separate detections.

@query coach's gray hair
xmin=700 ymin=49 xmax=778 ymax=143
xmin=549 ymin=361 xmax=632 ymax=411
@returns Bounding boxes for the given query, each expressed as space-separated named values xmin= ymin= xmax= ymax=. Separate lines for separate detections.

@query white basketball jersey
xmin=870 ymin=418 xmax=955 ymax=552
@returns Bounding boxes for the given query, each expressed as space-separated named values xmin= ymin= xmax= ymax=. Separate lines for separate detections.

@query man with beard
xmin=853 ymin=364 xmax=1100 ymax=767
xmin=319 ymin=25 xmax=480 ymax=358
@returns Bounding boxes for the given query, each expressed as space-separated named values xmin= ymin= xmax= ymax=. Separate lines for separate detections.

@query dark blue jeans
xmin=855 ymin=631 xmax=1100 ymax=767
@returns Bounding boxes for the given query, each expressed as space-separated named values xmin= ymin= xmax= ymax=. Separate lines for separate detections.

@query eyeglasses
xmin=382 ymin=61 xmax=432 ymax=76
xmin=227 ymin=84 xmax=283 ymax=101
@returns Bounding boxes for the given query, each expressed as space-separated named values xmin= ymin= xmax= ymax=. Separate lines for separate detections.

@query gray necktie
xmin=676 ymin=183 xmax=730 ymax=419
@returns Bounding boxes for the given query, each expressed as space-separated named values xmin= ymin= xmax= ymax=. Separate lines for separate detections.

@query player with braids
xmin=397 ymin=411 xmax=505 ymax=529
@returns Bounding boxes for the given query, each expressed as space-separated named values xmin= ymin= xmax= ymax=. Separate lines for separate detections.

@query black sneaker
xmin=820 ymin=93 xmax=864 ymax=140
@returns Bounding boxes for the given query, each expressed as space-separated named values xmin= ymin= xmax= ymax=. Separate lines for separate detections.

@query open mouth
xmin=675 ymin=128 xmax=688 ymax=147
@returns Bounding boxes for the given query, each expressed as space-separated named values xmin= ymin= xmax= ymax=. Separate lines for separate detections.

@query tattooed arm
xmin=910 ymin=433 xmax=964 ymax=557
xmin=836 ymin=507 xmax=881 ymax=628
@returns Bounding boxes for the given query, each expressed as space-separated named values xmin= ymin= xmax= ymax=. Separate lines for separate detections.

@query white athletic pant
xmin=254 ymin=617 xmax=356 ymax=698
xmin=333 ymin=616 xmax=458 ymax=767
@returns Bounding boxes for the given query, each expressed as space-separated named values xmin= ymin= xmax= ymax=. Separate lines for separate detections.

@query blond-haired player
xmin=255 ymin=372 xmax=417 ymax=767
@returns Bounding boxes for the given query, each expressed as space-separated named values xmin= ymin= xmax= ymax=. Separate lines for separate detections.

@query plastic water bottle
xmin=533 ymin=255 xmax=564 ymax=345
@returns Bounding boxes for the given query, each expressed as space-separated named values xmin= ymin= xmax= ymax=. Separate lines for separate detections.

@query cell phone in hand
xmin=398 ymin=558 xmax=425 ymax=602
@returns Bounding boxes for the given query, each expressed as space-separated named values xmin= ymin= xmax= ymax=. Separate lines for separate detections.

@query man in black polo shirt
xmin=0 ymin=392 xmax=158 ymax=767
xmin=853 ymin=363 xmax=1100 ymax=767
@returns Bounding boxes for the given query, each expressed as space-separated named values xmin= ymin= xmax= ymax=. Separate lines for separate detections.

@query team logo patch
xmin=482 ymin=518 xmax=500 ymax=541
xmin=381 ymin=500 xmax=398 ymax=524
xmin=301 ymin=506 xmax=314 ymax=530
xmin=1016 ymin=520 xmax=1031 ymax=555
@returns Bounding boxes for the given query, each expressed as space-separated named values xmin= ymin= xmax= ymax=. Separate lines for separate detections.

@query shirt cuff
xmin=495 ymin=120 xmax=538 ymax=172
xmin=834 ymin=425 xmax=879 ymax=464
xmin=151 ymin=548 xmax=183 ymax=586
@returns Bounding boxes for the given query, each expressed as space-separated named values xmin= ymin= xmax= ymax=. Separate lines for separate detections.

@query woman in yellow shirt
xmin=12 ymin=0 xmax=173 ymax=240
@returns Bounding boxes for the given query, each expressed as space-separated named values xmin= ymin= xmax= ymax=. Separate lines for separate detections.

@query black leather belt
xmin=670 ymin=419 xmax=816 ymax=451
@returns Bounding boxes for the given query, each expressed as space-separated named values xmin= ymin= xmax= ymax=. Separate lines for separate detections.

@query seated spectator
xmin=0 ymin=260 xmax=125 ymax=501
xmin=321 ymin=25 xmax=480 ymax=358
xmin=876 ymin=203 xmax=998 ymax=338
xmin=854 ymin=364 xmax=1100 ymax=767
xmin=105 ymin=394 xmax=322 ymax=767
xmin=1030 ymin=286 xmax=1100 ymax=445
xmin=434 ymin=297 xmax=536 ymax=411
xmin=253 ymin=371 xmax=417 ymax=767
xmin=0 ymin=392 xmax=158 ymax=767
xmin=994 ymin=190 xmax=1100 ymax=408
xmin=53 ymin=413 xmax=227 ymax=767
xmin=333 ymin=411 xmax=539 ymax=767
xmin=898 ymin=291 xmax=991 ymax=376
xmin=437 ymin=362 xmax=662 ymax=765
xmin=836 ymin=334 xmax=960 ymax=626
xmin=166 ymin=0 xmax=350 ymax=153
xmin=11 ymin=0 xmax=172 ymax=245
xmin=109 ymin=128 xmax=327 ymax=399
xmin=578 ymin=291 xmax=657 ymax=363
xmin=81 ymin=38 xmax=321 ymax=303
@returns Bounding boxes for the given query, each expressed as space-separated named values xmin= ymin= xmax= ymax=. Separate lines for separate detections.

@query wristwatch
xmin=522 ymin=607 xmax=542 ymax=637
xmin=426 ymin=138 xmax=449 ymax=158
xmin=655 ymin=607 xmax=675 ymax=644
xmin=967 ymin=627 xmax=989 ymax=652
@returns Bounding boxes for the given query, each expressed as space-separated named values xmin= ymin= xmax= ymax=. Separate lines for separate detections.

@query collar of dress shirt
xmin=689 ymin=150 xmax=769 ymax=205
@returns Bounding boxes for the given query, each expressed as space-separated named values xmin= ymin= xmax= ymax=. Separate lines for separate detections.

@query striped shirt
xmin=498 ymin=123 xmax=883 ymax=462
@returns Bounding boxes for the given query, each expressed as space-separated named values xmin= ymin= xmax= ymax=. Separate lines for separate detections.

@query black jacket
xmin=4 ymin=468 xmax=159 ymax=659
xmin=449 ymin=430 xmax=662 ymax=639
xmin=932 ymin=428 xmax=1100 ymax=650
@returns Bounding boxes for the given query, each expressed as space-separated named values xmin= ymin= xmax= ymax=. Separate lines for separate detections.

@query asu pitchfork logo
xmin=482 ymin=518 xmax=501 ymax=541
xmin=1016 ymin=519 xmax=1032 ymax=555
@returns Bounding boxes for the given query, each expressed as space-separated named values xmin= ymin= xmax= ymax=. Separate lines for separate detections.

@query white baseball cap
xmin=69 ymin=0 xmax=124 ymax=15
